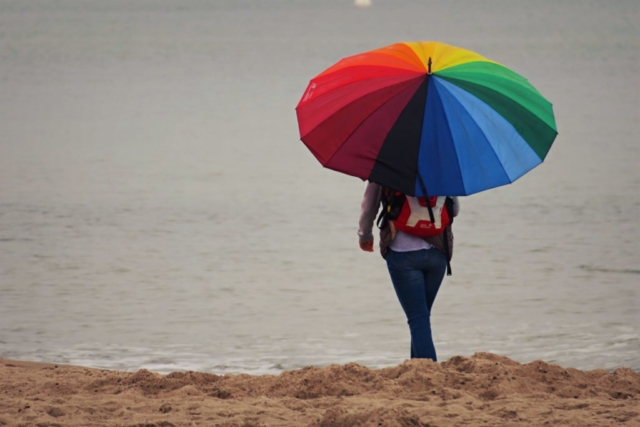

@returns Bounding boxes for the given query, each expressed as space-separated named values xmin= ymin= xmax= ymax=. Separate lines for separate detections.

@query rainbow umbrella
xmin=296 ymin=41 xmax=557 ymax=197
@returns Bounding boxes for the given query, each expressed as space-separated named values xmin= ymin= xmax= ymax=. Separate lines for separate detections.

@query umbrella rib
xmin=314 ymin=63 xmax=426 ymax=81
xmin=420 ymin=77 xmax=468 ymax=196
xmin=414 ymin=75 xmax=430 ymax=196
xmin=323 ymin=76 xmax=425 ymax=171
xmin=441 ymin=76 xmax=557 ymax=165
xmin=436 ymin=78 xmax=525 ymax=189
xmin=297 ymin=73 xmax=425 ymax=140
xmin=299 ymin=67 xmax=425 ymax=111
xmin=437 ymin=75 xmax=557 ymax=140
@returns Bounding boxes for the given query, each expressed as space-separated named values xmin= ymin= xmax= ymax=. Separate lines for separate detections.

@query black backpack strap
xmin=376 ymin=206 xmax=387 ymax=230
xmin=442 ymin=197 xmax=455 ymax=276
xmin=376 ymin=187 xmax=404 ymax=230
xmin=376 ymin=187 xmax=391 ymax=230
xmin=443 ymin=227 xmax=452 ymax=276
xmin=417 ymin=172 xmax=435 ymax=223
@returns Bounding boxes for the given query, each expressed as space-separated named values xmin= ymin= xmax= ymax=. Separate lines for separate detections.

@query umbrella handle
xmin=417 ymin=172 xmax=436 ymax=223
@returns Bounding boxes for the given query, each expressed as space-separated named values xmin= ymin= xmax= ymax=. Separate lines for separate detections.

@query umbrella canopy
xmin=296 ymin=41 xmax=557 ymax=197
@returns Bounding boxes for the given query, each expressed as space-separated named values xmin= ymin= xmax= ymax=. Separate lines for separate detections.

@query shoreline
xmin=1 ymin=353 xmax=638 ymax=427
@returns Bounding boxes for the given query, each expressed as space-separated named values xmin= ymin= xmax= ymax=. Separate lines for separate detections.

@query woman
xmin=358 ymin=181 xmax=459 ymax=361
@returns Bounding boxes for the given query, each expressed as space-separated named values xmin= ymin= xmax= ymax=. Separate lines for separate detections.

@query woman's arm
xmin=358 ymin=182 xmax=382 ymax=246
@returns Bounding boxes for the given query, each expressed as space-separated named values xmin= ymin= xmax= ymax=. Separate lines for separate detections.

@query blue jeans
xmin=386 ymin=248 xmax=448 ymax=361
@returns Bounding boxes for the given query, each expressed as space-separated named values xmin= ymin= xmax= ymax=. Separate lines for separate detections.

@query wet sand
xmin=1 ymin=353 xmax=638 ymax=427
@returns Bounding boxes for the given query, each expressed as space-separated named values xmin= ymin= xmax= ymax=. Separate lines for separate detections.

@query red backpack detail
xmin=391 ymin=194 xmax=451 ymax=237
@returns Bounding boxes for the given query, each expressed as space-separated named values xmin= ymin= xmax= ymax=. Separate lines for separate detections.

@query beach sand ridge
xmin=1 ymin=352 xmax=638 ymax=426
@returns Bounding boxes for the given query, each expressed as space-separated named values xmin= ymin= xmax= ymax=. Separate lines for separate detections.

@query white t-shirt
xmin=388 ymin=230 xmax=433 ymax=252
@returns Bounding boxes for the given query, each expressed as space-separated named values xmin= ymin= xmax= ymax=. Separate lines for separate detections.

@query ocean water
xmin=0 ymin=0 xmax=638 ymax=374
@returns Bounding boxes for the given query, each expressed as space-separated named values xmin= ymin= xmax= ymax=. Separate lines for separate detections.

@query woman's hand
xmin=359 ymin=239 xmax=374 ymax=252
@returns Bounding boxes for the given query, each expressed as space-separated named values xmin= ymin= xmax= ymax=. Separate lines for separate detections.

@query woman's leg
xmin=422 ymin=249 xmax=448 ymax=311
xmin=386 ymin=249 xmax=437 ymax=360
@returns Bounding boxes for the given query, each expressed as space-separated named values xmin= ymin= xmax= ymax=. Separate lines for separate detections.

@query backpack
xmin=376 ymin=188 xmax=456 ymax=276
xmin=377 ymin=189 xmax=452 ymax=238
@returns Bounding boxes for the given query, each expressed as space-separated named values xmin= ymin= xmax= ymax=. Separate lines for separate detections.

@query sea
xmin=1 ymin=0 xmax=638 ymax=374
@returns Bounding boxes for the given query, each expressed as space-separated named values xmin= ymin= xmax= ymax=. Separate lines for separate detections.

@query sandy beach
xmin=1 ymin=353 xmax=638 ymax=427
